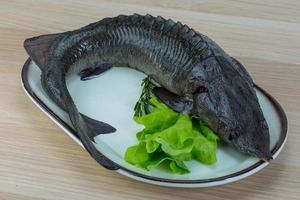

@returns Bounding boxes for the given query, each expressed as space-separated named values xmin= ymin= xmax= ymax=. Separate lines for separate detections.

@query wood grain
xmin=0 ymin=0 xmax=299 ymax=199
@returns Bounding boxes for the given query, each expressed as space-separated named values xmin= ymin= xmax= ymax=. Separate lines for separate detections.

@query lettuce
xmin=125 ymin=97 xmax=220 ymax=174
xmin=134 ymin=98 xmax=179 ymax=141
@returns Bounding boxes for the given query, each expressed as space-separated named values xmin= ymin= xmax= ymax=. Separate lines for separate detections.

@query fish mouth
xmin=236 ymin=144 xmax=273 ymax=161
xmin=224 ymin=117 xmax=272 ymax=161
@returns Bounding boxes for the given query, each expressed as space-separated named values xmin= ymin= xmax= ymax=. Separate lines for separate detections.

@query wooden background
xmin=0 ymin=0 xmax=299 ymax=199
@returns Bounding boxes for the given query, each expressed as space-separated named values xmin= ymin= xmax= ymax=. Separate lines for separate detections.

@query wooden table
xmin=0 ymin=0 xmax=299 ymax=199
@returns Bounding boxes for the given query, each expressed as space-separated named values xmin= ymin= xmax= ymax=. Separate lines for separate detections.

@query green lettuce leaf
xmin=200 ymin=123 xmax=220 ymax=144
xmin=125 ymin=142 xmax=149 ymax=165
xmin=125 ymin=97 xmax=220 ymax=174
xmin=192 ymin=133 xmax=218 ymax=164
xmin=134 ymin=98 xmax=179 ymax=141
xmin=169 ymin=160 xmax=189 ymax=174
xmin=134 ymin=98 xmax=179 ymax=130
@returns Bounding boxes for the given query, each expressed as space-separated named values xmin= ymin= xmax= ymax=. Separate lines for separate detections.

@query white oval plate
xmin=21 ymin=58 xmax=288 ymax=188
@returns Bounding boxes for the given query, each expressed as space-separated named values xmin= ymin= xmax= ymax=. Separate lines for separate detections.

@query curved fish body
xmin=24 ymin=14 xmax=271 ymax=169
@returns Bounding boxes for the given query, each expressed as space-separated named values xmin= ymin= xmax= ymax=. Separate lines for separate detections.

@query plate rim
xmin=21 ymin=58 xmax=288 ymax=185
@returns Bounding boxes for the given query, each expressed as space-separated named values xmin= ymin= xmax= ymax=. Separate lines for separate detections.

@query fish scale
xmin=63 ymin=14 xmax=194 ymax=91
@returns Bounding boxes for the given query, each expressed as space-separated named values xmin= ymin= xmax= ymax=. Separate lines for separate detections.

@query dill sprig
xmin=134 ymin=77 xmax=155 ymax=117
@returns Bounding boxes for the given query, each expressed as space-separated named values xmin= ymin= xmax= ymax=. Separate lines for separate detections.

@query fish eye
xmin=193 ymin=86 xmax=208 ymax=94
xmin=228 ymin=131 xmax=240 ymax=141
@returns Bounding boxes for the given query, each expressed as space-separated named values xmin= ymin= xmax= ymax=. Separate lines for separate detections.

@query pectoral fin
xmin=79 ymin=63 xmax=112 ymax=81
xmin=153 ymin=87 xmax=193 ymax=114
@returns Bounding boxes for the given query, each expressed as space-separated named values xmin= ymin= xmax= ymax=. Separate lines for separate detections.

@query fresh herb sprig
xmin=134 ymin=77 xmax=155 ymax=117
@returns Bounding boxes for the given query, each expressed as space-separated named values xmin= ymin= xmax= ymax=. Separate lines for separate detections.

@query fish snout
xmin=230 ymin=119 xmax=272 ymax=161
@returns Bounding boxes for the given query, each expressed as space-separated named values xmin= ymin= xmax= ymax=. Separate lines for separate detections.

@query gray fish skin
xmin=24 ymin=14 xmax=272 ymax=166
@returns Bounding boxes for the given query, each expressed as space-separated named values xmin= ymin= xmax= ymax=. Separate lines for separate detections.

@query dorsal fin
xmin=180 ymin=24 xmax=190 ymax=34
xmin=138 ymin=14 xmax=154 ymax=30
xmin=166 ymin=21 xmax=183 ymax=39
xmin=24 ymin=33 xmax=61 ymax=71
xmin=116 ymin=14 xmax=128 ymax=22
xmin=110 ymin=15 xmax=128 ymax=28
xmin=144 ymin=14 xmax=154 ymax=20
xmin=172 ymin=21 xmax=183 ymax=33
xmin=183 ymin=28 xmax=196 ymax=41
xmin=152 ymin=16 xmax=166 ymax=34
xmin=155 ymin=16 xmax=165 ymax=23
xmin=129 ymin=13 xmax=142 ymax=25
xmin=162 ymin=19 xmax=176 ymax=33
xmin=144 ymin=14 xmax=155 ymax=31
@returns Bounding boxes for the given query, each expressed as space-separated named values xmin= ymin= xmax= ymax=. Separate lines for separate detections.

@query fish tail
xmin=24 ymin=33 xmax=61 ymax=71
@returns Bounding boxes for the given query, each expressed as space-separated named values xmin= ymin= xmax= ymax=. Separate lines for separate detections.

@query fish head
xmin=193 ymin=57 xmax=272 ymax=160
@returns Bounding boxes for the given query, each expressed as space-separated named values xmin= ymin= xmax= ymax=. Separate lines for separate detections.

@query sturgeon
xmin=24 ymin=14 xmax=272 ymax=169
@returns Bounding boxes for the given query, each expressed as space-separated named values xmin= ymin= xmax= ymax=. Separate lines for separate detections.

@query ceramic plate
xmin=21 ymin=58 xmax=288 ymax=188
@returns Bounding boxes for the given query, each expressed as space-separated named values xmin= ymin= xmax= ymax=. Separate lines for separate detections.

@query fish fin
xmin=153 ymin=87 xmax=193 ymax=114
xmin=80 ymin=113 xmax=116 ymax=142
xmin=41 ymin=67 xmax=118 ymax=170
xmin=79 ymin=63 xmax=112 ymax=81
xmin=24 ymin=33 xmax=61 ymax=71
